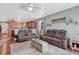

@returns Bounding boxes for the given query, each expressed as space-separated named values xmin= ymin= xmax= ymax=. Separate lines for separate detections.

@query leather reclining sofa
xmin=40 ymin=29 xmax=68 ymax=49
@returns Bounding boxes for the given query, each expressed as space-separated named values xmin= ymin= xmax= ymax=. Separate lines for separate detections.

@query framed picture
xmin=27 ymin=21 xmax=37 ymax=29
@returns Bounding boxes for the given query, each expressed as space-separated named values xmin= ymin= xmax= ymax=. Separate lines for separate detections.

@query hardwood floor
xmin=0 ymin=39 xmax=16 ymax=55
xmin=67 ymin=49 xmax=79 ymax=55
xmin=0 ymin=38 xmax=79 ymax=55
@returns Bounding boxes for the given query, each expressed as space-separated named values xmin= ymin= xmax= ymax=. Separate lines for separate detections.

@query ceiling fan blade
xmin=19 ymin=3 xmax=30 ymax=8
xmin=19 ymin=3 xmax=41 ymax=11
xmin=25 ymin=3 xmax=31 ymax=6
xmin=34 ymin=6 xmax=40 ymax=9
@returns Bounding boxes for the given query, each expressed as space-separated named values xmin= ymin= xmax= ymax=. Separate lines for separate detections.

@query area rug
xmin=11 ymin=41 xmax=73 ymax=55
xmin=11 ymin=41 xmax=42 ymax=55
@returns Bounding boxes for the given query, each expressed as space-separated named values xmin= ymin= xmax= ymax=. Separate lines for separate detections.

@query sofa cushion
xmin=42 ymin=36 xmax=63 ymax=42
xmin=51 ymin=30 xmax=57 ymax=38
xmin=57 ymin=30 xmax=66 ymax=40
xmin=46 ymin=29 xmax=57 ymax=38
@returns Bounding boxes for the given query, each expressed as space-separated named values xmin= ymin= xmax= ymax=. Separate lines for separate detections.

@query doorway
xmin=1 ymin=22 xmax=10 ymax=39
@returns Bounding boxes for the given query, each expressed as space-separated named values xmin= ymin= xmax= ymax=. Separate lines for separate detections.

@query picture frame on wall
xmin=27 ymin=21 xmax=37 ymax=29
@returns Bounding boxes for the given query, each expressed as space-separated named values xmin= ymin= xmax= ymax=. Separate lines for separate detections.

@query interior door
xmin=1 ymin=22 xmax=10 ymax=39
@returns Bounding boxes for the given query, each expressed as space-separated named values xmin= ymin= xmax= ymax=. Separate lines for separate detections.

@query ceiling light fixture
xmin=28 ymin=3 xmax=33 ymax=11
xmin=28 ymin=7 xmax=33 ymax=11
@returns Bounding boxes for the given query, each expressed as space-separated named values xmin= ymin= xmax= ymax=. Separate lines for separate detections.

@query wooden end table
xmin=71 ymin=40 xmax=79 ymax=51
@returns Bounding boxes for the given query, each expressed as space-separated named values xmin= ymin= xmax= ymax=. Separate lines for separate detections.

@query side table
xmin=71 ymin=40 xmax=79 ymax=51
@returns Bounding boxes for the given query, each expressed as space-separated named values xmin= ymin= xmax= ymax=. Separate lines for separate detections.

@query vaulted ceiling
xmin=0 ymin=3 xmax=79 ymax=21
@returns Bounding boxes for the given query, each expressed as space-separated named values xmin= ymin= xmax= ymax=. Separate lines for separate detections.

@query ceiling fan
xmin=19 ymin=3 xmax=40 ymax=12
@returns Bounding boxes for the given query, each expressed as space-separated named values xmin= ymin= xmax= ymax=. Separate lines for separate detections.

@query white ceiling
xmin=0 ymin=3 xmax=79 ymax=21
xmin=43 ymin=3 xmax=79 ymax=16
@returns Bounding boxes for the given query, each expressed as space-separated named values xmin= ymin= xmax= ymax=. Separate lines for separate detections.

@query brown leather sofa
xmin=40 ymin=29 xmax=68 ymax=49
xmin=17 ymin=30 xmax=32 ymax=42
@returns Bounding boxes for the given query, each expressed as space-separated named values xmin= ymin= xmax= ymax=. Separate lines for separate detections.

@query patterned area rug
xmin=11 ymin=41 xmax=73 ymax=55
